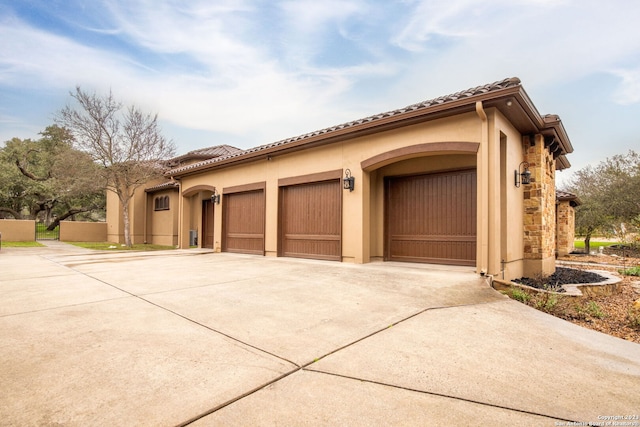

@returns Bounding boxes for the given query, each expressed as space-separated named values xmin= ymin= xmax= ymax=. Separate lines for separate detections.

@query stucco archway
xmin=361 ymin=142 xmax=479 ymax=265
xmin=360 ymin=141 xmax=479 ymax=172
xmin=182 ymin=184 xmax=217 ymax=197
xmin=178 ymin=184 xmax=218 ymax=249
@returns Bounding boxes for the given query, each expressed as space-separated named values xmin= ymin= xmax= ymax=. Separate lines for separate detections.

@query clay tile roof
xmin=186 ymin=144 xmax=243 ymax=158
xmin=556 ymin=190 xmax=581 ymax=206
xmin=145 ymin=181 xmax=180 ymax=193
xmin=166 ymin=77 xmax=568 ymax=177
xmin=167 ymin=144 xmax=243 ymax=166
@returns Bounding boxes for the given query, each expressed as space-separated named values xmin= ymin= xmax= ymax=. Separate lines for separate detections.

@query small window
xmin=154 ymin=195 xmax=170 ymax=211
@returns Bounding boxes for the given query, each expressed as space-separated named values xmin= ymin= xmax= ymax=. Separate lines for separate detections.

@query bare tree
xmin=57 ymin=87 xmax=175 ymax=247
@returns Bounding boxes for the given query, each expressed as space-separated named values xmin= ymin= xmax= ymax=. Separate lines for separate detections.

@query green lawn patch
xmin=69 ymin=242 xmax=176 ymax=251
xmin=35 ymin=223 xmax=59 ymax=239
xmin=573 ymin=240 xmax=619 ymax=250
xmin=0 ymin=241 xmax=45 ymax=247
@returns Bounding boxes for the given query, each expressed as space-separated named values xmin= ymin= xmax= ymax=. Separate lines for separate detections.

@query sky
xmin=1 ymin=0 xmax=640 ymax=186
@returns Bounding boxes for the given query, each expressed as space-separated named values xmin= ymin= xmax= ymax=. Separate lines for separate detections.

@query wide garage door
xmin=222 ymin=185 xmax=265 ymax=255
xmin=385 ymin=169 xmax=476 ymax=266
xmin=279 ymin=179 xmax=341 ymax=261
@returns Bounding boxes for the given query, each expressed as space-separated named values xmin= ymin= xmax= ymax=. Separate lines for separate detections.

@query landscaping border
xmin=492 ymin=270 xmax=622 ymax=297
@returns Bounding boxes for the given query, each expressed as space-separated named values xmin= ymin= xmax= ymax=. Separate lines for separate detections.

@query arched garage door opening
xmin=384 ymin=169 xmax=477 ymax=266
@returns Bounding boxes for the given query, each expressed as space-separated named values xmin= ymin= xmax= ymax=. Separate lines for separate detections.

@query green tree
xmin=597 ymin=151 xmax=640 ymax=223
xmin=0 ymin=125 xmax=105 ymax=227
xmin=564 ymin=150 xmax=640 ymax=253
xmin=56 ymin=87 xmax=175 ymax=247
xmin=0 ymin=143 xmax=29 ymax=219
xmin=565 ymin=165 xmax=610 ymax=253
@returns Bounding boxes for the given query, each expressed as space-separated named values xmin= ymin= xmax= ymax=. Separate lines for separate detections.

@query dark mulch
xmin=513 ymin=267 xmax=607 ymax=293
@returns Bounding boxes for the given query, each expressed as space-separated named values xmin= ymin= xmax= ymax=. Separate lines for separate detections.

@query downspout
xmin=475 ymin=101 xmax=489 ymax=275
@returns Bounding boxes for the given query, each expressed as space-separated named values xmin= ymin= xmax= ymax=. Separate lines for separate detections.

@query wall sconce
xmin=211 ymin=188 xmax=220 ymax=205
xmin=343 ymin=169 xmax=355 ymax=192
xmin=515 ymin=162 xmax=531 ymax=187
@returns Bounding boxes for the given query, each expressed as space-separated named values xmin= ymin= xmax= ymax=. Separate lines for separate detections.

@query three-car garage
xmin=219 ymin=168 xmax=476 ymax=267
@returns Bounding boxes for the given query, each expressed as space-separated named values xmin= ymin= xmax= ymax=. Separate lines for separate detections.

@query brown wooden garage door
xmin=279 ymin=179 xmax=341 ymax=261
xmin=385 ymin=169 xmax=476 ymax=266
xmin=202 ymin=199 xmax=214 ymax=249
xmin=222 ymin=186 xmax=265 ymax=255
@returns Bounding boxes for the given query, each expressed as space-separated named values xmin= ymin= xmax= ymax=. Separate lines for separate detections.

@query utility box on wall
xmin=189 ymin=230 xmax=198 ymax=246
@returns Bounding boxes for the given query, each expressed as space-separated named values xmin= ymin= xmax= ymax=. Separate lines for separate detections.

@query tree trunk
xmin=584 ymin=234 xmax=591 ymax=254
xmin=45 ymin=206 xmax=53 ymax=227
xmin=122 ymin=199 xmax=132 ymax=247
xmin=0 ymin=207 xmax=22 ymax=219
xmin=47 ymin=208 xmax=90 ymax=230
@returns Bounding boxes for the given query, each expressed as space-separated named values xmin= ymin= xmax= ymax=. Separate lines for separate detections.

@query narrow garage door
xmin=222 ymin=188 xmax=265 ymax=255
xmin=385 ymin=169 xmax=476 ymax=266
xmin=202 ymin=199 xmax=214 ymax=249
xmin=279 ymin=180 xmax=341 ymax=261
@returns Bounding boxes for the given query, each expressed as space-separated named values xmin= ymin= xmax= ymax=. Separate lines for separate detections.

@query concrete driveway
xmin=1 ymin=242 xmax=639 ymax=426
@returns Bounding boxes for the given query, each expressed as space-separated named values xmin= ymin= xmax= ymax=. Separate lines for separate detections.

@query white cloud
xmin=274 ymin=0 xmax=361 ymax=68
xmin=610 ymin=68 xmax=640 ymax=105
xmin=103 ymin=0 xmax=263 ymax=72
xmin=1 ymin=4 xmax=395 ymax=148
xmin=0 ymin=18 xmax=134 ymax=88
xmin=2 ymin=0 xmax=640 ymax=156
xmin=392 ymin=0 xmax=483 ymax=51
xmin=385 ymin=0 xmax=640 ymax=99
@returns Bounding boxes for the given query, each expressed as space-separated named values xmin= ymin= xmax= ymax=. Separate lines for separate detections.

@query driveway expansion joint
xmin=175 ymin=367 xmax=303 ymax=427
xmin=48 ymin=257 xmax=302 ymax=368
xmin=6 ymin=249 xmax=638 ymax=425
xmin=301 ymin=370 xmax=572 ymax=423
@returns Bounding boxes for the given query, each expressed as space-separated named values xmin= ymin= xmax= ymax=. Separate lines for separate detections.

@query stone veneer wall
xmin=523 ymin=134 xmax=556 ymax=276
xmin=556 ymin=201 xmax=575 ymax=257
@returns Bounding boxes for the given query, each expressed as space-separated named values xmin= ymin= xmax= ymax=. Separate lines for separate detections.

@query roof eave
xmin=167 ymin=79 xmax=574 ymax=178
xmin=168 ymin=85 xmax=531 ymax=178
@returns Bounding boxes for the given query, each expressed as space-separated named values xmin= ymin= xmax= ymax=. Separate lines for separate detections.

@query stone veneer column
xmin=523 ymin=134 xmax=556 ymax=277
xmin=556 ymin=201 xmax=575 ymax=257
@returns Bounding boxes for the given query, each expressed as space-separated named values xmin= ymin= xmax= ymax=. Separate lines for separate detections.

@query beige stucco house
xmin=108 ymin=77 xmax=575 ymax=281
xmin=107 ymin=145 xmax=241 ymax=246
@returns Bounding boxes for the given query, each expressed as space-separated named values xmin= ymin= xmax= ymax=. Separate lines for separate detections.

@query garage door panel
xmin=223 ymin=189 xmax=265 ymax=255
xmin=389 ymin=239 xmax=476 ymax=266
xmin=224 ymin=235 xmax=264 ymax=254
xmin=280 ymin=180 xmax=341 ymax=261
xmin=386 ymin=169 xmax=476 ymax=266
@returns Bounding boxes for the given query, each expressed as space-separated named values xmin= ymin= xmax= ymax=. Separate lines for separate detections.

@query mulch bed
xmin=513 ymin=267 xmax=607 ymax=293
xmin=507 ymin=254 xmax=640 ymax=344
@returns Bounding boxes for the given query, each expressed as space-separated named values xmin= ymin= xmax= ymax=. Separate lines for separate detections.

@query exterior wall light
xmin=515 ymin=162 xmax=531 ymax=187
xmin=343 ymin=169 xmax=355 ymax=192
xmin=211 ymin=188 xmax=221 ymax=204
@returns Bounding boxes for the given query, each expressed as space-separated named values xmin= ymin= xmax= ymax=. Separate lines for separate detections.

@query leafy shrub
xmin=628 ymin=308 xmax=640 ymax=330
xmin=620 ymin=266 xmax=640 ymax=276
xmin=574 ymin=301 xmax=605 ymax=320
xmin=508 ymin=287 xmax=531 ymax=303
xmin=535 ymin=293 xmax=560 ymax=313
xmin=587 ymin=301 xmax=605 ymax=318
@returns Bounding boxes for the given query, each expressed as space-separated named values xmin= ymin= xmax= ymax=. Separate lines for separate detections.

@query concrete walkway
xmin=1 ymin=243 xmax=639 ymax=426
